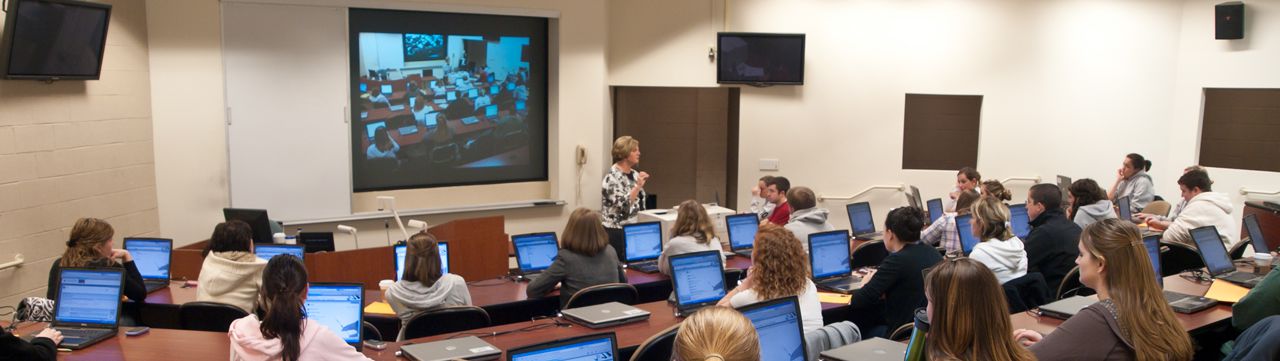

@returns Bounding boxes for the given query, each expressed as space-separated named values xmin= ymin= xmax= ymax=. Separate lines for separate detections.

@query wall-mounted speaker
xmin=1216 ymin=1 xmax=1244 ymax=40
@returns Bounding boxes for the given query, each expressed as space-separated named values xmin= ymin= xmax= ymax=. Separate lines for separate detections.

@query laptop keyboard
xmin=1163 ymin=290 xmax=1188 ymax=302
xmin=629 ymin=261 xmax=659 ymax=273
xmin=60 ymin=328 xmax=114 ymax=340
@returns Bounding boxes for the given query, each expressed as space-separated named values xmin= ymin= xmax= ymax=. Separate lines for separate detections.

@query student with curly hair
xmin=717 ymin=225 xmax=822 ymax=332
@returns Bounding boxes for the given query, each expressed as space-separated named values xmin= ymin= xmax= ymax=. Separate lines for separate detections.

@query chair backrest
xmin=629 ymin=324 xmax=679 ymax=361
xmin=565 ymin=283 xmax=639 ymax=309
xmin=362 ymin=321 xmax=383 ymax=341
xmin=850 ymin=240 xmax=888 ymax=269
xmin=887 ymin=322 xmax=914 ymax=341
xmin=402 ymin=306 xmax=491 ymax=340
xmin=1230 ymin=239 xmax=1250 ymax=260
xmin=724 ymin=268 xmax=745 ymax=291
xmin=803 ymin=321 xmax=863 ymax=361
xmin=1160 ymin=241 xmax=1206 ymax=277
xmin=179 ymin=301 xmax=249 ymax=332
xmin=1003 ymin=273 xmax=1051 ymax=313
xmin=1141 ymin=200 xmax=1172 ymax=218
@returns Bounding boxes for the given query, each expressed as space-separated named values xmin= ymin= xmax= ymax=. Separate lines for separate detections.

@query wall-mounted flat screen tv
xmin=2 ymin=0 xmax=112 ymax=80
xmin=717 ymin=32 xmax=804 ymax=85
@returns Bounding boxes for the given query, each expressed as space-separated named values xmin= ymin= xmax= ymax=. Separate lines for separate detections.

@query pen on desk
xmin=58 ymin=348 xmax=73 ymax=352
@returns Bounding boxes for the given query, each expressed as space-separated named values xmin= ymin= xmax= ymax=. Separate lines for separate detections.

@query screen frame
xmin=668 ymin=250 xmax=727 ymax=310
xmin=1245 ymin=214 xmax=1269 ymax=254
xmin=926 ymin=198 xmax=944 ymax=223
xmin=955 ymin=214 xmax=980 ymax=254
xmin=1 ymin=0 xmax=113 ymax=80
xmin=506 ymin=332 xmax=618 ymax=361
xmin=52 ymin=267 xmax=124 ymax=328
xmin=1008 ymin=203 xmax=1031 ymax=239
xmin=622 ymin=221 xmax=663 ymax=262
xmin=305 ymin=282 xmax=365 ymax=350
xmin=123 ymin=237 xmax=173 ymax=281
xmin=716 ymin=32 xmax=805 ymax=85
xmin=1190 ymin=225 xmax=1236 ymax=276
xmin=512 ymin=232 xmax=559 ymax=274
xmin=725 ymin=213 xmax=760 ymax=250
xmin=807 ymin=230 xmax=852 ymax=280
xmin=845 ymin=201 xmax=876 ymax=235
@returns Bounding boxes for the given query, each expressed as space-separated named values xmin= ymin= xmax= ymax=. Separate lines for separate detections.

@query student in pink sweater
xmin=228 ymin=256 xmax=371 ymax=361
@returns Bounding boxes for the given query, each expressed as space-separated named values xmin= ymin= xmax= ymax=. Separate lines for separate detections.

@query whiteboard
xmin=223 ymin=3 xmax=352 ymax=221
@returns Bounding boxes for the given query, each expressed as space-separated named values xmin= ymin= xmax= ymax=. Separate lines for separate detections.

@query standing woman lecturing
xmin=601 ymin=135 xmax=650 ymax=262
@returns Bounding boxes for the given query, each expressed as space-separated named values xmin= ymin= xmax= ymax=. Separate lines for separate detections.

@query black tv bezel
xmin=1 ymin=0 xmax=113 ymax=81
xmin=716 ymin=32 xmax=805 ymax=85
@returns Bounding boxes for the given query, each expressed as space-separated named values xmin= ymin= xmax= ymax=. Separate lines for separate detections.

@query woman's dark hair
xmin=374 ymin=126 xmax=391 ymax=150
xmin=1068 ymin=179 xmax=1109 ymax=219
xmin=204 ymin=220 xmax=254 ymax=257
xmin=885 ymin=206 xmax=924 ymax=243
xmin=259 ymin=255 xmax=308 ymax=361
xmin=1126 ymin=153 xmax=1152 ymax=172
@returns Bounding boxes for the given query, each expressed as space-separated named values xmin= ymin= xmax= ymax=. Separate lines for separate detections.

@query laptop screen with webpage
xmin=955 ymin=214 xmax=979 ymax=254
xmin=927 ymin=199 xmax=944 ymax=224
xmin=623 ymin=222 xmax=662 ymax=262
xmin=1144 ymin=235 xmax=1163 ymax=287
xmin=1246 ymin=214 xmax=1270 ymax=254
xmin=670 ymin=251 xmax=726 ymax=308
xmin=125 ymin=238 xmax=171 ymax=281
xmin=55 ymin=268 xmax=124 ymax=327
xmin=1008 ymin=204 xmax=1031 ymax=239
xmin=395 ymin=242 xmax=450 ymax=281
xmin=513 ymin=233 xmax=559 ymax=273
xmin=809 ymin=230 xmax=851 ymax=279
xmin=846 ymin=202 xmax=875 ymax=235
xmin=508 ymin=333 xmax=617 ymax=361
xmin=726 ymin=214 xmax=759 ymax=250
xmin=739 ymin=297 xmax=806 ymax=361
xmin=1191 ymin=226 xmax=1234 ymax=276
xmin=305 ymin=283 xmax=363 ymax=348
xmin=256 ymin=245 xmax=305 ymax=261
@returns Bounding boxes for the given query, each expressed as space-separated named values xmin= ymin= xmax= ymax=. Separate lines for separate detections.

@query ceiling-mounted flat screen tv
xmin=717 ymin=32 xmax=804 ymax=85
xmin=1 ymin=0 xmax=112 ymax=80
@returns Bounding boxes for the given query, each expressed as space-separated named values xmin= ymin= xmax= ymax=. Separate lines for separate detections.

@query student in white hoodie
xmin=197 ymin=220 xmax=268 ymax=314
xmin=385 ymin=231 xmax=472 ymax=341
xmin=1068 ymin=179 xmax=1117 ymax=230
xmin=782 ymin=187 xmax=834 ymax=253
xmin=659 ymin=200 xmax=726 ymax=275
xmin=966 ymin=197 xmax=1028 ymax=284
xmin=1146 ymin=170 xmax=1236 ymax=249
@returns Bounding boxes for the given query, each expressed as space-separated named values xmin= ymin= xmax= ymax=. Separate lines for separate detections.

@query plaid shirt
xmin=922 ymin=213 xmax=961 ymax=253
xmin=601 ymin=164 xmax=645 ymax=228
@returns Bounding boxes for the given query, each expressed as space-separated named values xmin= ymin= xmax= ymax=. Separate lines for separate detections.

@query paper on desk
xmin=1204 ymin=280 xmax=1250 ymax=303
xmin=364 ymin=301 xmax=395 ymax=315
xmin=818 ymin=292 xmax=852 ymax=304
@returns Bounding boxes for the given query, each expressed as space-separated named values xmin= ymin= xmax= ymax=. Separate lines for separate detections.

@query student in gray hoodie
xmin=783 ymin=187 xmax=835 ymax=253
xmin=1109 ymin=153 xmax=1155 ymax=215
xmin=1146 ymin=170 xmax=1237 ymax=248
xmin=1069 ymin=178 xmax=1118 ymax=229
xmin=385 ymin=231 xmax=471 ymax=341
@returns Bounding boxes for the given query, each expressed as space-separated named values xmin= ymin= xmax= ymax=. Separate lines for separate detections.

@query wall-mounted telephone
xmin=575 ymin=145 xmax=587 ymax=165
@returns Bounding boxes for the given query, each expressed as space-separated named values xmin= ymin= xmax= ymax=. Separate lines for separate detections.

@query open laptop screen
xmin=1008 ymin=204 xmax=1031 ymax=239
xmin=670 ymin=251 xmax=726 ymax=308
xmin=1143 ymin=235 xmax=1163 ymax=287
xmin=1191 ymin=226 xmax=1234 ymax=275
xmin=513 ymin=233 xmax=559 ymax=273
xmin=726 ymin=214 xmax=759 ymax=250
xmin=1246 ymin=214 xmax=1270 ymax=254
xmin=125 ymin=238 xmax=171 ymax=281
xmin=1117 ymin=196 xmax=1132 ymax=221
xmin=395 ymin=242 xmax=450 ymax=282
xmin=623 ymin=222 xmax=662 ymax=262
xmin=955 ymin=214 xmax=980 ymax=254
xmin=56 ymin=268 xmax=124 ymax=327
xmin=846 ymin=202 xmax=875 ymax=235
xmin=256 ymin=245 xmax=305 ymax=261
xmin=739 ymin=297 xmax=806 ymax=361
xmin=809 ymin=230 xmax=851 ymax=279
xmin=305 ymin=283 xmax=363 ymax=347
xmin=927 ymin=198 xmax=944 ymax=224
xmin=508 ymin=333 xmax=617 ymax=361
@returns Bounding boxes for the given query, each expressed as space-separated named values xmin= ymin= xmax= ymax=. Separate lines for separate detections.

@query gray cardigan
xmin=526 ymin=246 xmax=627 ymax=307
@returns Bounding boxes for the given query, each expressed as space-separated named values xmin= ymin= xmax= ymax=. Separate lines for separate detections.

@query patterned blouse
xmin=601 ymin=164 xmax=646 ymax=229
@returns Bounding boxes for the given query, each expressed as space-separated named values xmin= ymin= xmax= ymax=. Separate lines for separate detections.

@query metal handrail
xmin=1240 ymin=187 xmax=1280 ymax=196
xmin=0 ymin=254 xmax=24 ymax=271
xmin=818 ymin=184 xmax=905 ymax=202
xmin=1000 ymin=176 xmax=1041 ymax=184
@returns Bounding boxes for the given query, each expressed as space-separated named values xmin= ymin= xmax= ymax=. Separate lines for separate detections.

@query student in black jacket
xmin=0 ymin=328 xmax=61 ymax=361
xmin=848 ymin=206 xmax=943 ymax=337
xmin=1022 ymin=184 xmax=1082 ymax=292
xmin=46 ymin=218 xmax=147 ymax=302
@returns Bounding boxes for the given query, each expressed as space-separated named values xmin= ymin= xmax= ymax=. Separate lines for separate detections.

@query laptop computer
xmin=395 ymin=241 xmax=450 ymax=281
xmin=461 ymin=116 xmax=480 ymax=125
xmin=389 ymin=104 xmax=406 ymax=112
xmin=507 ymin=333 xmax=618 ymax=361
xmin=726 ymin=213 xmax=759 ymax=257
xmin=1117 ymin=196 xmax=1133 ymax=222
xmin=1039 ymin=295 xmax=1098 ymax=320
xmin=304 ymin=283 xmax=364 ymax=351
xmin=669 ymin=250 xmax=727 ymax=317
xmin=401 ymin=336 xmax=501 ymax=361
xmin=955 ymin=214 xmax=981 ymax=255
xmin=1008 ymin=204 xmax=1031 ymax=239
xmin=1146 ymin=235 xmax=1218 ymax=313
xmin=809 ymin=230 xmax=860 ymax=293
xmin=381 ymin=84 xmax=393 ymax=95
xmin=41 ymin=268 xmax=126 ymax=350
xmin=906 ymin=185 xmax=924 ymax=212
xmin=515 ymin=100 xmax=526 ymax=112
xmin=467 ymin=88 xmax=479 ymax=98
xmin=483 ymin=104 xmax=498 ymax=119
xmin=447 ymin=91 xmax=458 ymax=101
xmin=820 ymin=337 xmax=907 ymax=361
xmin=926 ymin=198 xmax=944 ymax=225
xmin=256 ymin=244 xmax=305 ymax=261
xmin=846 ymin=202 xmax=882 ymax=240
xmin=365 ymin=121 xmax=386 ymax=141
xmin=490 ymin=85 xmax=500 ymax=95
xmin=560 ymin=302 xmax=651 ymax=328
xmin=622 ymin=222 xmax=663 ymax=273
xmin=124 ymin=238 xmax=172 ymax=293
xmin=1192 ymin=225 xmax=1262 ymax=288
xmin=1245 ymin=214 xmax=1271 ymax=255
xmin=1056 ymin=175 xmax=1072 ymax=206
xmin=512 ymin=232 xmax=559 ymax=280
xmin=738 ymin=296 xmax=808 ymax=361
xmin=298 ymin=232 xmax=335 ymax=253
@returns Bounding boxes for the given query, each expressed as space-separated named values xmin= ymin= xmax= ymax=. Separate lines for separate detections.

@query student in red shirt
xmin=762 ymin=176 xmax=792 ymax=225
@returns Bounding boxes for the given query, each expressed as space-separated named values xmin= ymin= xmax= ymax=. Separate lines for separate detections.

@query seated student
xmin=1014 ymin=219 xmax=1194 ymax=361
xmin=48 ymin=218 xmax=146 ymax=303
xmin=1068 ymin=178 xmax=1117 ymax=229
xmin=1022 ymin=184 xmax=1082 ymax=292
xmin=0 ymin=328 xmax=61 ymax=361
xmin=527 ymin=208 xmax=627 ymax=307
xmin=1146 ymin=170 xmax=1235 ymax=248
xmin=981 ymin=179 xmax=1013 ymax=204
xmin=1109 ymin=153 xmax=1156 ymax=215
xmin=762 ymin=176 xmax=792 ymax=226
xmin=229 ymin=256 xmax=372 ymax=361
xmin=1139 ymin=165 xmax=1207 ymax=223
xmin=385 ymin=231 xmax=471 ymax=341
xmin=362 ymin=88 xmax=391 ymax=109
xmin=967 ymin=197 xmax=1028 ymax=284
xmin=197 ymin=220 xmax=268 ymax=314
xmin=673 ymin=306 xmax=760 ymax=361
xmin=945 ymin=167 xmax=982 ymax=212
xmin=783 ymin=186 xmax=835 ymax=252
xmin=921 ymin=189 xmax=981 ymax=254
xmin=718 ymin=225 xmax=823 ymax=333
xmin=924 ymin=257 xmax=1034 ymax=361
xmin=850 ymin=207 xmax=943 ymax=336
xmin=472 ymin=88 xmax=492 ymax=109
xmin=444 ymin=96 xmax=475 ymax=119
xmin=748 ymin=175 xmax=777 ymax=219
xmin=659 ymin=200 xmax=726 ymax=275
xmin=1233 ymin=252 xmax=1280 ymax=332
xmin=365 ymin=126 xmax=399 ymax=160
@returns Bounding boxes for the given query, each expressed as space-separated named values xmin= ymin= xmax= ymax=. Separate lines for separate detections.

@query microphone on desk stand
xmin=337 ymin=225 xmax=359 ymax=249
xmin=407 ymin=219 xmax=429 ymax=232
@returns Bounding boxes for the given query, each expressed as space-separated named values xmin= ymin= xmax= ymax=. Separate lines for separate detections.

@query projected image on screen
xmin=350 ymin=9 xmax=547 ymax=192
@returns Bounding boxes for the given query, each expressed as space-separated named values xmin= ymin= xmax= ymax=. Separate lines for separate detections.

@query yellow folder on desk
xmin=364 ymin=301 xmax=395 ymax=315
xmin=818 ymin=292 xmax=852 ymax=304
xmin=1204 ymin=280 xmax=1250 ymax=303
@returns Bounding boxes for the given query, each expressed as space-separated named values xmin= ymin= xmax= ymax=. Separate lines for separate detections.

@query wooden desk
xmin=1010 ymin=271 xmax=1235 ymax=336
xmin=6 ymin=322 xmax=229 ymax=361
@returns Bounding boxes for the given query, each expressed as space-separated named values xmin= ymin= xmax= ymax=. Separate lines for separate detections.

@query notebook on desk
xmin=726 ymin=213 xmax=759 ymax=257
xmin=305 ymin=283 xmax=364 ymax=350
xmin=809 ymin=230 xmax=860 ymax=294
xmin=35 ymin=268 xmax=126 ymax=350
xmin=846 ymin=202 xmax=882 ymax=240
xmin=738 ymin=296 xmax=807 ymax=361
xmin=669 ymin=250 xmax=726 ymax=317
xmin=124 ymin=237 xmax=172 ymax=293
xmin=622 ymin=221 xmax=663 ymax=273
xmin=512 ymin=232 xmax=559 ymax=280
